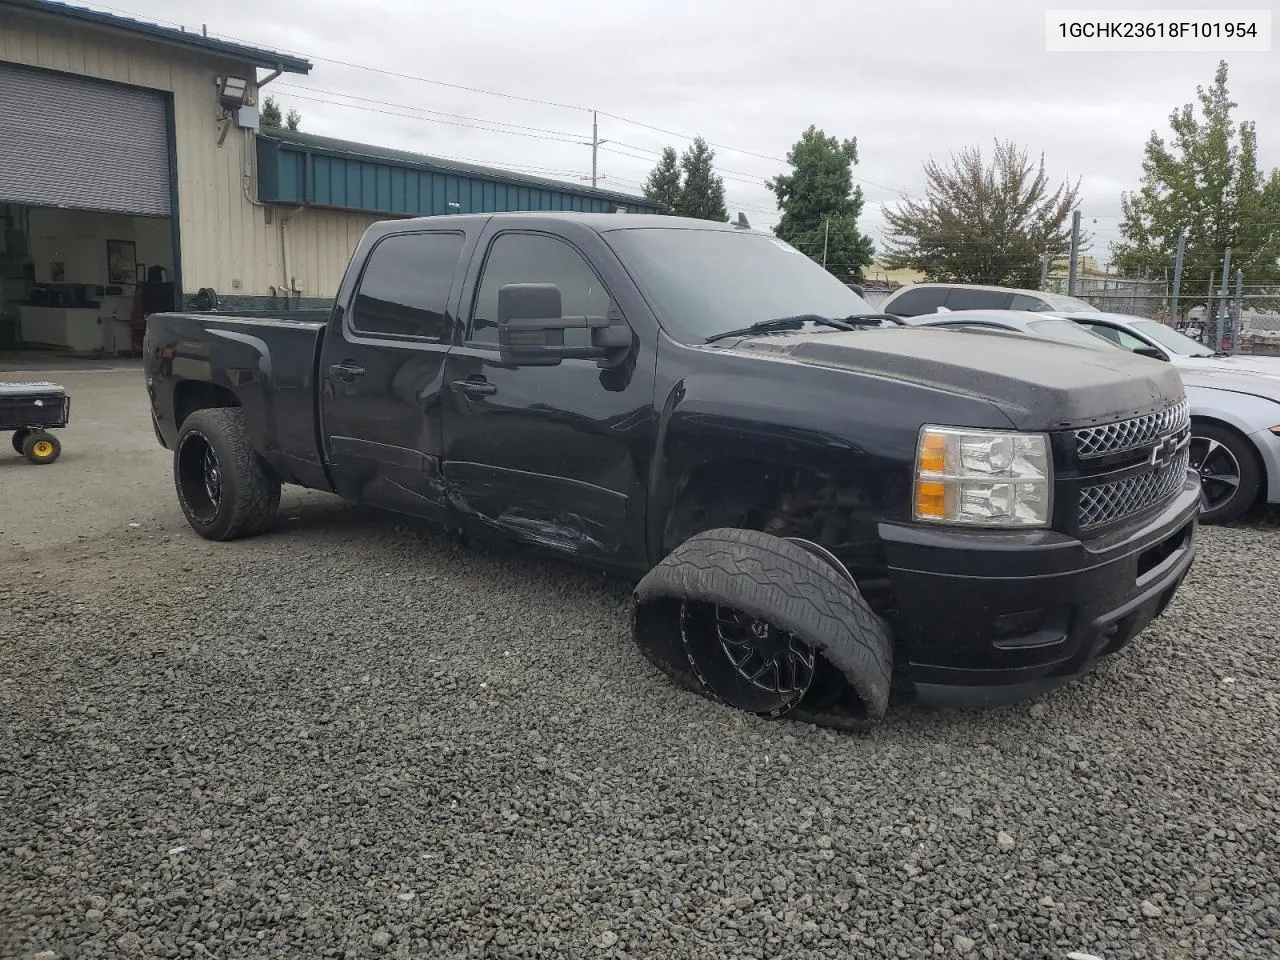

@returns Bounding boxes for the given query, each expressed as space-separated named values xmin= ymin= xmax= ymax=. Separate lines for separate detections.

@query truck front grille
xmin=1074 ymin=398 xmax=1190 ymax=459
xmin=1077 ymin=447 xmax=1190 ymax=529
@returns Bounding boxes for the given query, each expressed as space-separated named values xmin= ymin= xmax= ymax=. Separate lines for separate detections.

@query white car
xmin=1053 ymin=310 xmax=1280 ymax=377
xmin=908 ymin=309 xmax=1280 ymax=524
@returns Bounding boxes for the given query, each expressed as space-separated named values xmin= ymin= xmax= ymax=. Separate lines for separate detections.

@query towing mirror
xmin=496 ymin=282 xmax=631 ymax=367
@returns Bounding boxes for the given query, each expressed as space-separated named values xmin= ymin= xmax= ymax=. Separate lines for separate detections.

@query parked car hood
xmin=1174 ymin=354 xmax=1280 ymax=377
xmin=717 ymin=326 xmax=1185 ymax=431
xmin=1179 ymin=367 xmax=1280 ymax=404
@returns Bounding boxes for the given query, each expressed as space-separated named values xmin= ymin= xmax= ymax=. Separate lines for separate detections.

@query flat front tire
xmin=174 ymin=408 xmax=280 ymax=541
xmin=632 ymin=528 xmax=894 ymax=727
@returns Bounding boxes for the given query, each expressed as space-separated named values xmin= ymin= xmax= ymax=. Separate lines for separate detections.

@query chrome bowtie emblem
xmin=1149 ymin=434 xmax=1183 ymax=468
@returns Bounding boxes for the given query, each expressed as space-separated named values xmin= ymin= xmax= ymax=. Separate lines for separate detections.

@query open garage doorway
xmin=0 ymin=61 xmax=179 ymax=356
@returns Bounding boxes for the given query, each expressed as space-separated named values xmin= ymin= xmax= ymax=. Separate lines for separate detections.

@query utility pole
xmin=1039 ymin=253 xmax=1049 ymax=291
xmin=586 ymin=110 xmax=609 ymax=190
xmin=821 ymin=218 xmax=830 ymax=270
xmin=1217 ymin=248 xmax=1231 ymax=349
xmin=1067 ymin=210 xmax=1081 ymax=296
xmin=591 ymin=110 xmax=599 ymax=189
xmin=1170 ymin=230 xmax=1186 ymax=326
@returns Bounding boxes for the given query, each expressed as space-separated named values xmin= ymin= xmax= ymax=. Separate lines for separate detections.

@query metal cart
xmin=1 ymin=380 xmax=69 ymax=465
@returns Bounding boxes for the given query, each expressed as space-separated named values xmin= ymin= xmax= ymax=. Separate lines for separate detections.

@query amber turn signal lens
xmin=919 ymin=432 xmax=947 ymax=474
xmin=916 ymin=480 xmax=947 ymax=518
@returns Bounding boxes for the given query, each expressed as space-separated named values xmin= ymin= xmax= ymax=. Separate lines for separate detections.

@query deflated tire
xmin=631 ymin=528 xmax=894 ymax=728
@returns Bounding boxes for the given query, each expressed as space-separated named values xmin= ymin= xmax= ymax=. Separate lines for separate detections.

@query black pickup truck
xmin=144 ymin=212 xmax=1200 ymax=728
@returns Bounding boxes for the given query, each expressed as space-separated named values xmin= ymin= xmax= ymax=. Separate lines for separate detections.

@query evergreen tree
xmin=769 ymin=125 xmax=874 ymax=282
xmin=674 ymin=138 xmax=728 ymax=222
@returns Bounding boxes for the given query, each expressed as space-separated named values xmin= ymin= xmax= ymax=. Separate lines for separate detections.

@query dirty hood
xmin=723 ymin=326 xmax=1185 ymax=430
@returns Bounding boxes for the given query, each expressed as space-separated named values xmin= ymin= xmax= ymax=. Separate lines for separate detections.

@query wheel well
xmin=1190 ymin=414 xmax=1267 ymax=501
xmin=173 ymin=380 xmax=240 ymax=432
xmin=660 ymin=457 xmax=895 ymax=614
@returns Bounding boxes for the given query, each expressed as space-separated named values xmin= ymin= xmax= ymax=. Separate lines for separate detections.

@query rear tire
xmin=1189 ymin=422 xmax=1262 ymax=525
xmin=632 ymin=528 xmax=894 ymax=727
xmin=174 ymin=408 xmax=280 ymax=541
xmin=12 ymin=428 xmax=30 ymax=455
xmin=22 ymin=431 xmax=60 ymax=465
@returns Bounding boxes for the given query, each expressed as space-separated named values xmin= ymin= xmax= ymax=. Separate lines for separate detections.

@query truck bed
xmin=144 ymin=311 xmax=331 ymax=490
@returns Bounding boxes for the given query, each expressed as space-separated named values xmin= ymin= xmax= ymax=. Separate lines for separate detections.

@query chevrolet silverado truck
xmin=143 ymin=212 xmax=1201 ymax=729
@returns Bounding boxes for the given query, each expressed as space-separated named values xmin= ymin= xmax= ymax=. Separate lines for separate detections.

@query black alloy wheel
xmin=679 ymin=600 xmax=817 ymax=716
xmin=177 ymin=430 xmax=223 ymax=525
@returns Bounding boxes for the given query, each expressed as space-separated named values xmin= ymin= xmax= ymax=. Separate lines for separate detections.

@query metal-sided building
xmin=0 ymin=0 xmax=659 ymax=354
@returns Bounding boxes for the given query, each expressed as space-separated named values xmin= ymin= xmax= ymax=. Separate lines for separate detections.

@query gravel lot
xmin=2 ymin=360 xmax=1279 ymax=960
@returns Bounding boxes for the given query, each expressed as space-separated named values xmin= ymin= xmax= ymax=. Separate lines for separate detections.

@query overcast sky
xmin=90 ymin=0 xmax=1279 ymax=268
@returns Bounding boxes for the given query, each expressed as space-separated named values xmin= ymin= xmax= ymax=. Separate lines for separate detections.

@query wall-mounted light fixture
xmin=217 ymin=75 xmax=250 ymax=110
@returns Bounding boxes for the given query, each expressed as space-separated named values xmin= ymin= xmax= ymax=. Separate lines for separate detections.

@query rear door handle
xmin=452 ymin=378 xmax=497 ymax=397
xmin=329 ymin=362 xmax=366 ymax=382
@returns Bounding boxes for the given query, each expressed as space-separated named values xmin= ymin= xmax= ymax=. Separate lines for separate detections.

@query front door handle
xmin=452 ymin=378 xmax=497 ymax=397
xmin=329 ymin=362 xmax=366 ymax=382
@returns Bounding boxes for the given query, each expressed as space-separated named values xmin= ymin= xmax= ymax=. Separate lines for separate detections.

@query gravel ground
xmin=2 ymin=362 xmax=1279 ymax=960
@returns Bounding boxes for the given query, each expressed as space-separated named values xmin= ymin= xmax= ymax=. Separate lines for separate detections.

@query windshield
xmin=1026 ymin=318 xmax=1121 ymax=349
xmin=603 ymin=228 xmax=878 ymax=342
xmin=1128 ymin=319 xmax=1214 ymax=356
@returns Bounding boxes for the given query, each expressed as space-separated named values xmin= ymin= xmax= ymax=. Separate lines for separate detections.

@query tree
xmin=768 ymin=125 xmax=875 ymax=282
xmin=260 ymin=96 xmax=302 ymax=131
xmin=880 ymin=140 xmax=1081 ymax=287
xmin=642 ymin=147 xmax=682 ymax=213
xmin=674 ymin=138 xmax=728 ymax=222
xmin=1112 ymin=60 xmax=1280 ymax=311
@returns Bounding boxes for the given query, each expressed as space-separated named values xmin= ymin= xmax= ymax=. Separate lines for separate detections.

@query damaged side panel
xmin=443 ymin=461 xmax=628 ymax=556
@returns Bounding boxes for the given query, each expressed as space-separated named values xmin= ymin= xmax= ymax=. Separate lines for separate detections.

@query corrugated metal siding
xmin=0 ymin=60 xmax=171 ymax=215
xmin=258 ymin=138 xmax=659 ymax=217
xmin=0 ymin=14 xmax=381 ymax=299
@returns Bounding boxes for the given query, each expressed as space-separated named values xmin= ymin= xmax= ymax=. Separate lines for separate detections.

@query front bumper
xmin=878 ymin=474 xmax=1200 ymax=708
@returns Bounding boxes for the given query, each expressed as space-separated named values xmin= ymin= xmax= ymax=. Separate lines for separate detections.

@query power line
xmin=270 ymin=91 xmax=586 ymax=145
xmin=274 ymin=84 xmax=586 ymax=140
xmin=80 ymin=1 xmax=908 ymax=196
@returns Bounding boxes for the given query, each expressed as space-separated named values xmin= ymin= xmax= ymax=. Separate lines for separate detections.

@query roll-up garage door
xmin=0 ymin=62 xmax=171 ymax=216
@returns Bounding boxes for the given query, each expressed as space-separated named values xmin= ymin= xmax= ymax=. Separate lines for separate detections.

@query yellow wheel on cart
xmin=22 ymin=431 xmax=61 ymax=465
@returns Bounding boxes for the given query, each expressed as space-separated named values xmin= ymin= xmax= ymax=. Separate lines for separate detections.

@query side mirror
xmin=496 ymin=282 xmax=631 ymax=367
xmin=1134 ymin=346 xmax=1169 ymax=362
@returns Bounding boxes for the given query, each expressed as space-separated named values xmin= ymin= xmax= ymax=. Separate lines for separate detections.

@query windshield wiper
xmin=704 ymin=314 xmax=854 ymax=343
xmin=839 ymin=313 xmax=904 ymax=327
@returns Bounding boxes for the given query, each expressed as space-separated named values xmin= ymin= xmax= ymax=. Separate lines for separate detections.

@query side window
xmin=944 ymin=288 xmax=1013 ymax=311
xmin=1009 ymin=293 xmax=1051 ymax=311
xmin=884 ymin=287 xmax=948 ymax=317
xmin=350 ymin=232 xmax=465 ymax=340
xmin=1083 ymin=323 xmax=1148 ymax=351
xmin=469 ymin=233 xmax=614 ymax=346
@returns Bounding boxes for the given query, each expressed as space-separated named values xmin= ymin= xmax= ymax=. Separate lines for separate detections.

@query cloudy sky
xmin=90 ymin=0 xmax=1278 ymax=269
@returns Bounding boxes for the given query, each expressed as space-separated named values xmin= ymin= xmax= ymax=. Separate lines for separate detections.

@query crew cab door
xmin=439 ymin=226 xmax=654 ymax=564
xmin=318 ymin=228 xmax=469 ymax=520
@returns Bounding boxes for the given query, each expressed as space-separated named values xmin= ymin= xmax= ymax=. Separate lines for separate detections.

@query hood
xmin=1179 ymin=366 xmax=1280 ymax=403
xmin=1177 ymin=354 xmax=1280 ymax=378
xmin=717 ymin=326 xmax=1185 ymax=431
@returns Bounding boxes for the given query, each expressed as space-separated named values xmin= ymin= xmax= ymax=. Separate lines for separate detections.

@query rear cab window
xmin=349 ymin=231 xmax=466 ymax=341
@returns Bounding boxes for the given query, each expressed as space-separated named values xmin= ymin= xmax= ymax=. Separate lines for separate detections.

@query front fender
xmin=1187 ymin=385 xmax=1280 ymax=503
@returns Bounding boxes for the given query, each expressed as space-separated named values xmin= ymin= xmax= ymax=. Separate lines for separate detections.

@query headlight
xmin=913 ymin=426 xmax=1053 ymax=528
